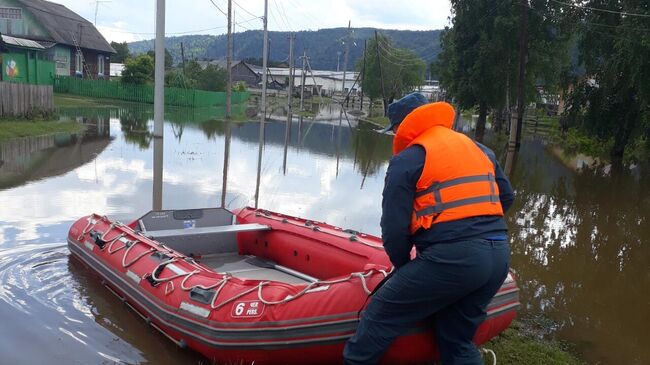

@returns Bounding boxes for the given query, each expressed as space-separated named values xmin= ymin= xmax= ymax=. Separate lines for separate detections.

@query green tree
xmin=165 ymin=69 xmax=194 ymax=88
xmin=110 ymin=41 xmax=131 ymax=63
xmin=437 ymin=0 xmax=573 ymax=141
xmin=121 ymin=54 xmax=154 ymax=84
xmin=196 ymin=64 xmax=227 ymax=92
xmin=563 ymin=0 xmax=650 ymax=166
xmin=356 ymin=34 xmax=426 ymax=114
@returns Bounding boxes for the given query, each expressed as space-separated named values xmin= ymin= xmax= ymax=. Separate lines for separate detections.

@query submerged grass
xmin=0 ymin=118 xmax=84 ymax=141
xmin=53 ymin=94 xmax=118 ymax=108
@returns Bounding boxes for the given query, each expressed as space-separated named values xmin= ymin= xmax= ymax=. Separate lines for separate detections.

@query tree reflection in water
xmin=507 ymin=138 xmax=649 ymax=364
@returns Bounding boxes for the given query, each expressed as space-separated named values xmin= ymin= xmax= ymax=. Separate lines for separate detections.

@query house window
xmin=0 ymin=7 xmax=22 ymax=19
xmin=75 ymin=51 xmax=83 ymax=76
xmin=97 ymin=54 xmax=104 ymax=76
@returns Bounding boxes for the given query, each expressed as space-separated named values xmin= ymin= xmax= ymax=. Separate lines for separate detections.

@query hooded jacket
xmin=381 ymin=104 xmax=514 ymax=268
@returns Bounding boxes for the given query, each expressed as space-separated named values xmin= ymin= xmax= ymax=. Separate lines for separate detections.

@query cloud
xmin=47 ymin=0 xmax=450 ymax=43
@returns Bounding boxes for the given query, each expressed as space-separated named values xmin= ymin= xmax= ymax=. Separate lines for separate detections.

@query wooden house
xmin=0 ymin=0 xmax=115 ymax=79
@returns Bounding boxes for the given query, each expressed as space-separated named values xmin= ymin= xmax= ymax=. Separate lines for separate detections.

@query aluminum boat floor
xmin=198 ymin=253 xmax=310 ymax=285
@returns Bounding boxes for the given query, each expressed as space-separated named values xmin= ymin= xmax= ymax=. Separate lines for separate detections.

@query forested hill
xmin=128 ymin=28 xmax=443 ymax=71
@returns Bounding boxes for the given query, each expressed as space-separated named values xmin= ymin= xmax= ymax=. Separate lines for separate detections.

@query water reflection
xmin=0 ymin=117 xmax=112 ymax=189
xmin=0 ymin=101 xmax=647 ymax=364
xmin=508 ymin=139 xmax=649 ymax=364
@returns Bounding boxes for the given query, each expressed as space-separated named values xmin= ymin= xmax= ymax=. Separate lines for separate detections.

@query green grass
xmin=0 ymin=118 xmax=84 ymax=141
xmin=480 ymin=320 xmax=586 ymax=365
xmin=54 ymin=94 xmax=115 ymax=108
xmin=297 ymin=110 xmax=315 ymax=118
xmin=54 ymin=93 xmax=150 ymax=108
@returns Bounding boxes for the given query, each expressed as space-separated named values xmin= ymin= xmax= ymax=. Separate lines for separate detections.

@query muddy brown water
xmin=0 ymin=104 xmax=647 ymax=364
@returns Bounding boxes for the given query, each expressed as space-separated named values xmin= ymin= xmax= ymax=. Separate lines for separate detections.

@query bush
xmin=121 ymin=55 xmax=154 ymax=84
xmin=233 ymin=81 xmax=247 ymax=92
xmin=196 ymin=64 xmax=227 ymax=92
xmin=561 ymin=128 xmax=612 ymax=158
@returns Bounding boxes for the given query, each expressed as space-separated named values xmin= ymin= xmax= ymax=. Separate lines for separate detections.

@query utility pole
xmin=515 ymin=0 xmax=529 ymax=149
xmin=374 ymin=30 xmax=387 ymax=116
xmin=336 ymin=51 xmax=341 ymax=72
xmin=94 ymin=0 xmax=111 ymax=26
xmin=254 ymin=0 xmax=269 ymax=208
xmin=506 ymin=0 xmax=529 ymax=174
xmin=152 ymin=0 xmax=165 ymax=210
xmin=360 ymin=39 xmax=367 ymax=111
xmin=226 ymin=0 xmax=233 ymax=119
xmin=180 ymin=42 xmax=186 ymax=72
xmin=153 ymin=0 xmax=165 ymax=138
xmin=299 ymin=50 xmax=306 ymax=111
xmin=341 ymin=21 xmax=351 ymax=95
xmin=287 ymin=34 xmax=295 ymax=118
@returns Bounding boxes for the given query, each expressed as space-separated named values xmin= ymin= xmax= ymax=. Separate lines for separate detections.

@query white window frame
xmin=75 ymin=51 xmax=83 ymax=76
xmin=97 ymin=54 xmax=104 ymax=76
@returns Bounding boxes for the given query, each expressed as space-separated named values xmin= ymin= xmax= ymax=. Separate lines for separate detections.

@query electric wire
xmin=207 ymin=0 xmax=227 ymax=16
xmin=233 ymin=0 xmax=260 ymax=19
xmin=524 ymin=3 xmax=649 ymax=44
xmin=99 ymin=15 xmax=259 ymax=36
xmin=549 ymin=0 xmax=650 ymax=19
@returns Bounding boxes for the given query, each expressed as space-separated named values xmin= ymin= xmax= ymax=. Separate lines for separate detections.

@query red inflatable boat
xmin=67 ymin=207 xmax=519 ymax=364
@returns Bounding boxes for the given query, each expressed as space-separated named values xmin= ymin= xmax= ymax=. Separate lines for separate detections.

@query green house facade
xmin=0 ymin=0 xmax=115 ymax=80
xmin=1 ymin=33 xmax=54 ymax=84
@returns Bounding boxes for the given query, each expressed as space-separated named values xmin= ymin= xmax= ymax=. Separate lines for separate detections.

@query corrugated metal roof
xmin=1 ymin=34 xmax=45 ymax=49
xmin=13 ymin=0 xmax=115 ymax=54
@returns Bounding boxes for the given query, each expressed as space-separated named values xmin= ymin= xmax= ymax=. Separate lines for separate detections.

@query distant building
xmin=109 ymin=62 xmax=124 ymax=78
xmin=248 ymin=66 xmax=360 ymax=95
xmin=0 ymin=0 xmax=115 ymax=79
xmin=197 ymin=59 xmax=259 ymax=87
xmin=418 ymin=80 xmax=442 ymax=101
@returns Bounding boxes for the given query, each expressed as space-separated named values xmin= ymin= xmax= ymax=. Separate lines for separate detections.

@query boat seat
xmin=144 ymin=223 xmax=270 ymax=239
xmin=199 ymin=253 xmax=317 ymax=285
xmin=135 ymin=208 xmax=271 ymax=258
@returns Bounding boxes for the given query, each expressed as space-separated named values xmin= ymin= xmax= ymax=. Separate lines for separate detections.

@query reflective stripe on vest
xmin=414 ymin=173 xmax=499 ymax=218
xmin=393 ymin=102 xmax=504 ymax=233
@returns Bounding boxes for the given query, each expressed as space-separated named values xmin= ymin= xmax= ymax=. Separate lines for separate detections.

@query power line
xmin=272 ymin=0 xmax=293 ymax=31
xmin=283 ymin=0 xmax=327 ymax=29
xmin=525 ymin=3 xmax=650 ymax=39
xmin=99 ymin=15 xmax=259 ymax=36
xmin=208 ymin=0 xmax=227 ymax=16
xmin=233 ymin=0 xmax=260 ymax=19
xmin=549 ymin=0 xmax=650 ymax=19
xmin=101 ymin=24 xmax=227 ymax=35
xmin=375 ymin=38 xmax=433 ymax=65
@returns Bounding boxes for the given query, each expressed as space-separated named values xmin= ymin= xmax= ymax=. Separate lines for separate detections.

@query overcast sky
xmin=48 ymin=0 xmax=451 ymax=43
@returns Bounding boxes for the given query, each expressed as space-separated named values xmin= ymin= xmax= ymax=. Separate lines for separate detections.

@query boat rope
xmin=78 ymin=215 xmax=102 ymax=241
xmin=164 ymin=281 xmax=174 ymax=296
xmin=107 ymin=236 xmax=131 ymax=254
xmin=480 ymin=348 xmax=497 ymax=365
xmin=121 ymin=240 xmax=156 ymax=268
xmin=148 ymin=257 xmax=389 ymax=310
xmin=83 ymin=217 xmax=391 ymax=313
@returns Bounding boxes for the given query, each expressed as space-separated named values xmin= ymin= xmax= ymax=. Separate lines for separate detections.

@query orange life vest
xmin=393 ymin=102 xmax=504 ymax=234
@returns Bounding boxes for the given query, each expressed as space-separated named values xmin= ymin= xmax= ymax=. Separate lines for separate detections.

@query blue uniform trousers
xmin=343 ymin=239 xmax=510 ymax=365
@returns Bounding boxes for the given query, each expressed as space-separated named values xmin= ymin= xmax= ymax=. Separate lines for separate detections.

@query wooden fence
xmin=0 ymin=82 xmax=54 ymax=118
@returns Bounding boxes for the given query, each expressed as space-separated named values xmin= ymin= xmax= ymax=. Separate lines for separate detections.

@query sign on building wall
xmin=2 ymin=53 xmax=26 ymax=82
xmin=53 ymin=46 xmax=70 ymax=76
xmin=5 ymin=58 xmax=19 ymax=78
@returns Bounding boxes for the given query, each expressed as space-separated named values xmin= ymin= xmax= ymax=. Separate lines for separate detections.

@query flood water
xmin=0 ymin=101 xmax=647 ymax=364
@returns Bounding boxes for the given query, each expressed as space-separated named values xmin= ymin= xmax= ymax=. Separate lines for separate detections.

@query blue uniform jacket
xmin=380 ymin=143 xmax=515 ymax=268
